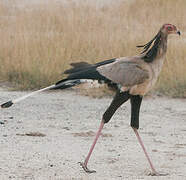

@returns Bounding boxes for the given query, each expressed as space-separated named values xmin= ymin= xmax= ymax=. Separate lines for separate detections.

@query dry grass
xmin=0 ymin=0 xmax=186 ymax=96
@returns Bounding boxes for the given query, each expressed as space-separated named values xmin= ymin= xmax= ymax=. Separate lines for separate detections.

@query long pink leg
xmin=133 ymin=128 xmax=168 ymax=176
xmin=133 ymin=127 xmax=158 ymax=175
xmin=79 ymin=120 xmax=104 ymax=173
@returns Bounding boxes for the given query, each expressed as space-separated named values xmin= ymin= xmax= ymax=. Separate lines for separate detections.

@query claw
xmin=79 ymin=162 xmax=96 ymax=173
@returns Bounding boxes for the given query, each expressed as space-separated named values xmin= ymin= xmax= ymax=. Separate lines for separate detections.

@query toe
xmin=148 ymin=171 xmax=169 ymax=176
xmin=79 ymin=162 xmax=96 ymax=173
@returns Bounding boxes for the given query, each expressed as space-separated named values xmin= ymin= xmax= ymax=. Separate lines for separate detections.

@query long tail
xmin=1 ymin=80 xmax=81 ymax=108
xmin=1 ymin=85 xmax=55 ymax=108
xmin=1 ymin=58 xmax=116 ymax=108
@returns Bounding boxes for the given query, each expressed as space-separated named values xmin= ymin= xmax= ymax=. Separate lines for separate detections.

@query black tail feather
xmin=65 ymin=58 xmax=116 ymax=82
xmin=64 ymin=58 xmax=115 ymax=75
xmin=1 ymin=100 xmax=13 ymax=108
xmin=54 ymin=79 xmax=81 ymax=89
xmin=55 ymin=58 xmax=117 ymax=90
xmin=64 ymin=62 xmax=92 ymax=74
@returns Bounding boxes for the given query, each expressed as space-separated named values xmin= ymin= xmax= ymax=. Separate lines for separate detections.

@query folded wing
xmin=97 ymin=60 xmax=149 ymax=87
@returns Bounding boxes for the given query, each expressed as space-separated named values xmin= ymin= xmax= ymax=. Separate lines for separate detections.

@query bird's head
xmin=161 ymin=24 xmax=181 ymax=36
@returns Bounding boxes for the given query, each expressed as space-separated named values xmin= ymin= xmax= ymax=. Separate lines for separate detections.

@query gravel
xmin=0 ymin=88 xmax=186 ymax=180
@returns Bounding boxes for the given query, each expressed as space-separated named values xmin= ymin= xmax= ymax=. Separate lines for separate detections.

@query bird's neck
xmin=148 ymin=32 xmax=168 ymax=80
xmin=157 ymin=32 xmax=167 ymax=59
xmin=142 ymin=31 xmax=168 ymax=63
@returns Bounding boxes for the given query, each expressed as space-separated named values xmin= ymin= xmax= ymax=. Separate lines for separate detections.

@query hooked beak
xmin=177 ymin=30 xmax=181 ymax=36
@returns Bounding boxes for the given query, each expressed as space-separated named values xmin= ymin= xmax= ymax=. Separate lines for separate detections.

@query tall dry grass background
xmin=0 ymin=0 xmax=186 ymax=97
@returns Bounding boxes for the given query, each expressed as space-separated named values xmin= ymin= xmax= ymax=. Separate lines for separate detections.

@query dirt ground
xmin=0 ymin=87 xmax=186 ymax=180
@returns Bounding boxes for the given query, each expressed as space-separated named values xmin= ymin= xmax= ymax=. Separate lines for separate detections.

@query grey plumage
xmin=97 ymin=59 xmax=149 ymax=87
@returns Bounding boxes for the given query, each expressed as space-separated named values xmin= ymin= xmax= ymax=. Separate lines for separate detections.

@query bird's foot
xmin=79 ymin=162 xmax=96 ymax=173
xmin=147 ymin=171 xmax=168 ymax=176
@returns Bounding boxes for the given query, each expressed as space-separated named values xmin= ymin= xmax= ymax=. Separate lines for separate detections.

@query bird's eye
xmin=167 ymin=26 xmax=172 ymax=31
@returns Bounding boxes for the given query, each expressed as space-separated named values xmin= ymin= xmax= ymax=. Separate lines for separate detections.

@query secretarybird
xmin=1 ymin=24 xmax=180 ymax=175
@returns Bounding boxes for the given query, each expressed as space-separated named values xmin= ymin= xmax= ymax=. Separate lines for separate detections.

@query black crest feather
xmin=137 ymin=32 xmax=161 ymax=62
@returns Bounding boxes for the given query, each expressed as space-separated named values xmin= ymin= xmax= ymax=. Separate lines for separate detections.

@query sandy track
xmin=0 ymin=88 xmax=186 ymax=180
